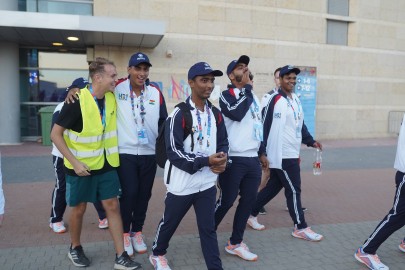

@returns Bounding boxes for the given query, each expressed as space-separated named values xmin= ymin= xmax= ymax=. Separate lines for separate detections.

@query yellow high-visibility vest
xmin=64 ymin=87 xmax=119 ymax=170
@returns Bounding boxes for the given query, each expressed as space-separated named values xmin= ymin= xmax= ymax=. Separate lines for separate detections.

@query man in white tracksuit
xmin=355 ymin=113 xmax=405 ymax=270
xmin=247 ymin=65 xmax=323 ymax=242
xmin=150 ymin=62 xmax=228 ymax=270
xmin=214 ymin=55 xmax=268 ymax=261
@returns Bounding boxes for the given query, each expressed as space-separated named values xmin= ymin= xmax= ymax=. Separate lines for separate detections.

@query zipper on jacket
xmin=166 ymin=163 xmax=173 ymax=184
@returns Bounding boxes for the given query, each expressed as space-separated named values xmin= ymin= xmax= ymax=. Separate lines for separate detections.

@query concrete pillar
xmin=0 ymin=0 xmax=20 ymax=144
xmin=0 ymin=43 xmax=20 ymax=144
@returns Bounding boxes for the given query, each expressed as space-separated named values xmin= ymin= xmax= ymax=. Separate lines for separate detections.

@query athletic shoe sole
xmin=399 ymin=244 xmax=405 ymax=253
xmin=354 ymin=252 xmax=374 ymax=270
xmin=291 ymin=232 xmax=323 ymax=242
xmin=114 ymin=263 xmax=142 ymax=270
xmin=134 ymin=248 xmax=147 ymax=254
xmin=247 ymin=220 xmax=265 ymax=231
xmin=49 ymin=224 xmax=66 ymax=234
xmin=225 ymin=246 xmax=258 ymax=261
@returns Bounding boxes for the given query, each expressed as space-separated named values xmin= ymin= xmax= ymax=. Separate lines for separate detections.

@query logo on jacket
xmin=149 ymin=99 xmax=155 ymax=105
xmin=118 ymin=93 xmax=128 ymax=100
xmin=274 ymin=112 xmax=281 ymax=118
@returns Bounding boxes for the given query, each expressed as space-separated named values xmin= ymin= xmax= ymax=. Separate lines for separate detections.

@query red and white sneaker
xmin=292 ymin=226 xmax=323 ymax=242
xmin=98 ymin=218 xmax=108 ymax=229
xmin=354 ymin=247 xmax=389 ymax=270
xmin=49 ymin=221 xmax=66 ymax=234
xmin=399 ymin=240 xmax=405 ymax=253
xmin=247 ymin=216 xmax=265 ymax=231
xmin=225 ymin=241 xmax=258 ymax=261
xmin=123 ymin=233 xmax=134 ymax=257
xmin=131 ymin=231 xmax=147 ymax=254
xmin=149 ymin=254 xmax=172 ymax=270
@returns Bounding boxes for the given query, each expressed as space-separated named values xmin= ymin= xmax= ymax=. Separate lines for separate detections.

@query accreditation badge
xmin=137 ymin=128 xmax=149 ymax=145
xmin=253 ymin=122 xmax=264 ymax=141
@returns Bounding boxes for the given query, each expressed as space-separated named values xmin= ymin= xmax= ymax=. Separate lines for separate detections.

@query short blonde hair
xmin=89 ymin=57 xmax=115 ymax=79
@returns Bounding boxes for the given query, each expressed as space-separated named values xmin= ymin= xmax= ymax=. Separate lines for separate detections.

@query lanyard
xmin=249 ymin=97 xmax=261 ymax=120
xmin=129 ymin=84 xmax=146 ymax=126
xmin=195 ymin=101 xmax=211 ymax=149
xmin=286 ymin=96 xmax=301 ymax=126
xmin=89 ymin=85 xmax=106 ymax=129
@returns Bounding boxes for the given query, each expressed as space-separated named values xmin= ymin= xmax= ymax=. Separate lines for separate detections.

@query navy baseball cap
xmin=188 ymin=62 xmax=223 ymax=80
xmin=128 ymin=52 xmax=152 ymax=67
xmin=226 ymin=55 xmax=250 ymax=75
xmin=67 ymin=77 xmax=88 ymax=91
xmin=279 ymin=65 xmax=300 ymax=77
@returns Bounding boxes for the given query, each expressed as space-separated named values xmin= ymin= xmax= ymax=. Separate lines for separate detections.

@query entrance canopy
xmin=0 ymin=10 xmax=165 ymax=48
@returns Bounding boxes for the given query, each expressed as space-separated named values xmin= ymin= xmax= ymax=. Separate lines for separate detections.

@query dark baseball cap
xmin=188 ymin=62 xmax=223 ymax=80
xmin=226 ymin=55 xmax=250 ymax=75
xmin=67 ymin=77 xmax=88 ymax=91
xmin=128 ymin=52 xmax=152 ymax=67
xmin=279 ymin=65 xmax=300 ymax=77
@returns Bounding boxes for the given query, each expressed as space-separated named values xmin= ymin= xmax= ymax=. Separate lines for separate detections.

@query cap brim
xmin=135 ymin=61 xmax=152 ymax=67
xmin=280 ymin=67 xmax=300 ymax=77
xmin=237 ymin=55 xmax=250 ymax=66
xmin=291 ymin=67 xmax=300 ymax=75
xmin=211 ymin=70 xmax=223 ymax=77
xmin=194 ymin=70 xmax=223 ymax=78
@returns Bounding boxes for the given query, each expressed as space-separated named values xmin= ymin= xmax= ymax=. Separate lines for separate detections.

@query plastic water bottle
xmin=313 ymin=148 xmax=322 ymax=175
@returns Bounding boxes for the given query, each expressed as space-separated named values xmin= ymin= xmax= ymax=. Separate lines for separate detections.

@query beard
xmin=234 ymin=74 xmax=243 ymax=83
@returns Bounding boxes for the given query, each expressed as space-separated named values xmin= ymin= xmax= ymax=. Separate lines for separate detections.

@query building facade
xmin=1 ymin=0 xmax=404 ymax=144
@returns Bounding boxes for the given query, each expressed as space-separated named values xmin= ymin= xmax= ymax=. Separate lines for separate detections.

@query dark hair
xmin=274 ymin=67 xmax=282 ymax=76
xmin=89 ymin=57 xmax=115 ymax=79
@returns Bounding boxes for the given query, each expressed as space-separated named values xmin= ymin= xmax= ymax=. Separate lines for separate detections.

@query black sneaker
xmin=258 ymin=206 xmax=267 ymax=215
xmin=68 ymin=245 xmax=91 ymax=267
xmin=114 ymin=251 xmax=142 ymax=270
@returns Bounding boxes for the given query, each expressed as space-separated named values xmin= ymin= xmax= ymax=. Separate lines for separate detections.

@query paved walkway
xmin=1 ymin=138 xmax=405 ymax=269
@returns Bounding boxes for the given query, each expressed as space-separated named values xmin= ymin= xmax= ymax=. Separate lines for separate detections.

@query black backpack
xmin=155 ymin=101 xmax=221 ymax=168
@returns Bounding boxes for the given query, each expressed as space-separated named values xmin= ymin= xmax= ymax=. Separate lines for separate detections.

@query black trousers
xmin=215 ymin=156 xmax=261 ymax=245
xmin=362 ymin=171 xmax=405 ymax=254
xmin=152 ymin=186 xmax=223 ymax=270
xmin=117 ymin=154 xmax=157 ymax=233
xmin=251 ymin=158 xmax=308 ymax=229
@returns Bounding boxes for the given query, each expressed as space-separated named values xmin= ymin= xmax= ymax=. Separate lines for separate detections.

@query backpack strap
xmin=175 ymin=102 xmax=194 ymax=152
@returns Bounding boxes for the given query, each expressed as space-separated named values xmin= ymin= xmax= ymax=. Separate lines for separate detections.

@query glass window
xmin=326 ymin=20 xmax=348 ymax=45
xmin=328 ymin=0 xmax=349 ymax=16
xmin=19 ymin=0 xmax=93 ymax=16
xmin=19 ymin=49 xmax=88 ymax=137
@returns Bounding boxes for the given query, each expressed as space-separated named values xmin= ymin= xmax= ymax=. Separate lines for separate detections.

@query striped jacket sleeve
xmin=165 ymin=109 xmax=209 ymax=175
xmin=219 ymin=84 xmax=254 ymax=122
xmin=301 ymin=121 xmax=316 ymax=147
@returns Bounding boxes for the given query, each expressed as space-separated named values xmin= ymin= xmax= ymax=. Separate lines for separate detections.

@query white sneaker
xmin=131 ymin=231 xmax=147 ymax=254
xmin=149 ymin=255 xmax=172 ymax=270
xmin=49 ymin=221 xmax=66 ymax=234
xmin=98 ymin=218 xmax=108 ymax=229
xmin=292 ymin=226 xmax=323 ymax=242
xmin=354 ymin=247 xmax=389 ymax=270
xmin=247 ymin=216 xmax=265 ymax=231
xmin=399 ymin=240 xmax=405 ymax=252
xmin=123 ymin=233 xmax=134 ymax=256
xmin=225 ymin=241 xmax=258 ymax=261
